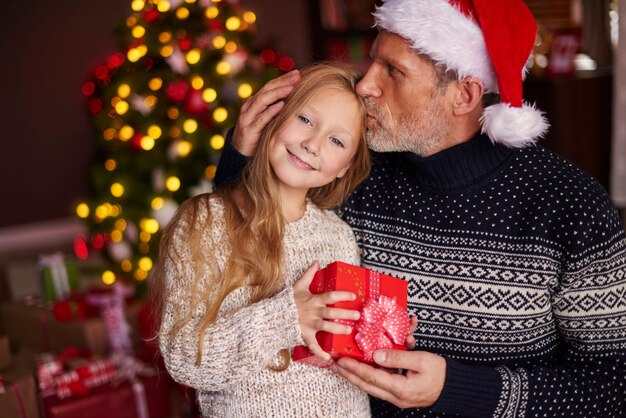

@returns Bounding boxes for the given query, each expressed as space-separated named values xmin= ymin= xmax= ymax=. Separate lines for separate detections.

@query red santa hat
xmin=373 ymin=0 xmax=549 ymax=148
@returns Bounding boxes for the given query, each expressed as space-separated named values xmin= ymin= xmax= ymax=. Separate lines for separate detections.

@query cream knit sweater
xmin=159 ymin=196 xmax=371 ymax=418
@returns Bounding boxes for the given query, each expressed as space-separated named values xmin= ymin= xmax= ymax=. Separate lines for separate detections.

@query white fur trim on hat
xmin=373 ymin=0 xmax=498 ymax=92
xmin=480 ymin=103 xmax=549 ymax=148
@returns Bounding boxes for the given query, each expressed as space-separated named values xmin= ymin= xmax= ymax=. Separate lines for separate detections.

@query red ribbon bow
xmin=354 ymin=273 xmax=410 ymax=362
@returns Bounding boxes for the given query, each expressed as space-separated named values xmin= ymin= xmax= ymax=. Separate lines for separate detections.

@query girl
xmin=152 ymin=62 xmax=372 ymax=417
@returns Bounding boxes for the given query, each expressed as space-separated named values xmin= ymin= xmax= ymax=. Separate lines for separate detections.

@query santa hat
xmin=373 ymin=0 xmax=549 ymax=148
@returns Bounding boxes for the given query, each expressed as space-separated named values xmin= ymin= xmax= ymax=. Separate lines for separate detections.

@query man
xmin=215 ymin=0 xmax=626 ymax=416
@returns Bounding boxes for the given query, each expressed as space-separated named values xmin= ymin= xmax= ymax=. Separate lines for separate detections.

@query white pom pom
xmin=480 ymin=102 xmax=549 ymax=148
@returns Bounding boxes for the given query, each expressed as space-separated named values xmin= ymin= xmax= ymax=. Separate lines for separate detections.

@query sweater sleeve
xmin=434 ymin=204 xmax=626 ymax=418
xmin=158 ymin=198 xmax=304 ymax=392
xmin=214 ymin=127 xmax=249 ymax=189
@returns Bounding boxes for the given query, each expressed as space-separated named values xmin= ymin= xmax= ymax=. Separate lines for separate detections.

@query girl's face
xmin=268 ymin=89 xmax=361 ymax=196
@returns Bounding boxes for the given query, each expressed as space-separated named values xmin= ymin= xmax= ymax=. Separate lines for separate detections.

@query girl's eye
xmin=331 ymin=137 xmax=344 ymax=148
xmin=298 ymin=115 xmax=312 ymax=125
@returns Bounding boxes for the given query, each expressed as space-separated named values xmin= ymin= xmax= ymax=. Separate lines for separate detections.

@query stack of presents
xmin=0 ymin=251 xmax=413 ymax=418
xmin=0 ymin=253 xmax=197 ymax=418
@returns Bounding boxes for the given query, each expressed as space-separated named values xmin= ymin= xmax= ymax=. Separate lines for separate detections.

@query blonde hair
xmin=151 ymin=62 xmax=369 ymax=371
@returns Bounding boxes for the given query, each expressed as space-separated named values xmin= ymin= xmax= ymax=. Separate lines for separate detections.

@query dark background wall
xmin=0 ymin=0 xmax=310 ymax=228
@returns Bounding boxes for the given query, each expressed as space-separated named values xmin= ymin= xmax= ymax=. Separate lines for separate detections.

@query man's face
xmin=357 ymin=30 xmax=451 ymax=156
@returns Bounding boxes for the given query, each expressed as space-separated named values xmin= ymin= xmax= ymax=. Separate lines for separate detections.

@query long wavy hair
xmin=151 ymin=62 xmax=370 ymax=370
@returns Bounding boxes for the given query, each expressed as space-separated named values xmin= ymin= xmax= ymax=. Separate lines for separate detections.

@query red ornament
xmin=184 ymin=89 xmax=209 ymax=116
xmin=82 ymin=82 xmax=95 ymax=97
xmin=95 ymin=65 xmax=109 ymax=80
xmin=278 ymin=56 xmax=295 ymax=72
xmin=88 ymin=98 xmax=102 ymax=114
xmin=259 ymin=49 xmax=276 ymax=64
xmin=105 ymin=53 xmax=124 ymax=69
xmin=144 ymin=9 xmax=159 ymax=23
xmin=131 ymin=133 xmax=145 ymax=150
xmin=165 ymin=79 xmax=190 ymax=102
xmin=178 ymin=37 xmax=193 ymax=52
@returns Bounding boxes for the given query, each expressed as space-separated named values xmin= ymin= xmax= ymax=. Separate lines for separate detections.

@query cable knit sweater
xmin=159 ymin=196 xmax=371 ymax=418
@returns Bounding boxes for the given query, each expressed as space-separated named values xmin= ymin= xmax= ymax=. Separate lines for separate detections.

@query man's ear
xmin=451 ymin=76 xmax=484 ymax=116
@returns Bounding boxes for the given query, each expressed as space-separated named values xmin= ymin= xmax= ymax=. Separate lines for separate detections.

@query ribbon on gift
xmin=86 ymin=282 xmax=134 ymax=354
xmin=39 ymin=253 xmax=71 ymax=301
xmin=354 ymin=271 xmax=410 ymax=362
xmin=54 ymin=357 xmax=117 ymax=399
xmin=112 ymin=352 xmax=157 ymax=418
xmin=35 ymin=352 xmax=63 ymax=393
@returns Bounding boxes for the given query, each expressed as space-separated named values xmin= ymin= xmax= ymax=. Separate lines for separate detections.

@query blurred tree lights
xmin=77 ymin=0 xmax=294 ymax=292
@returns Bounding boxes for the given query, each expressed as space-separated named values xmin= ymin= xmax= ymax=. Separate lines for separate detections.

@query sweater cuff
xmin=214 ymin=127 xmax=250 ymax=188
xmin=430 ymin=357 xmax=502 ymax=418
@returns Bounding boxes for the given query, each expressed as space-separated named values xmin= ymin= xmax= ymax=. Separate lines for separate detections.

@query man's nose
xmin=356 ymin=66 xmax=381 ymax=98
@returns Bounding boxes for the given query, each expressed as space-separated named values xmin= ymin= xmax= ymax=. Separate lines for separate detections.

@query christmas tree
xmin=77 ymin=0 xmax=293 ymax=292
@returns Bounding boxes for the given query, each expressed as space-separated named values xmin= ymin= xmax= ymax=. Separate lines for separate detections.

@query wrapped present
xmin=38 ymin=253 xmax=80 ymax=303
xmin=41 ymin=372 xmax=171 ymax=418
xmin=293 ymin=261 xmax=410 ymax=366
xmin=0 ymin=335 xmax=11 ymax=370
xmin=53 ymin=298 xmax=87 ymax=322
xmin=1 ymin=302 xmax=109 ymax=355
xmin=0 ymin=349 xmax=40 ymax=418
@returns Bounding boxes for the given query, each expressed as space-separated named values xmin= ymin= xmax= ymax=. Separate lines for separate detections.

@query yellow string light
xmin=205 ymin=165 xmax=217 ymax=179
xmin=105 ymin=159 xmax=117 ymax=171
xmin=176 ymin=7 xmax=190 ymax=19
xmin=157 ymin=1 xmax=171 ymax=12
xmin=212 ymin=35 xmax=226 ymax=49
xmin=110 ymin=230 xmax=123 ymax=242
xmin=147 ymin=125 xmax=162 ymax=139
xmin=121 ymin=260 xmax=132 ymax=272
xmin=135 ymin=269 xmax=148 ymax=281
xmin=103 ymin=128 xmax=117 ymax=141
xmin=119 ymin=125 xmax=135 ymax=141
xmin=151 ymin=197 xmax=164 ymax=210
xmin=216 ymin=61 xmax=231 ymax=75
xmin=183 ymin=118 xmax=198 ymax=134
xmin=205 ymin=6 xmax=219 ymax=19
xmin=132 ymin=25 xmax=146 ymax=38
xmin=160 ymin=45 xmax=174 ymax=57
xmin=159 ymin=32 xmax=172 ymax=43
xmin=76 ymin=203 xmax=90 ymax=219
xmin=127 ymin=48 xmax=142 ymax=62
xmin=213 ymin=107 xmax=228 ymax=123
xmin=139 ymin=257 xmax=153 ymax=271
xmin=202 ymin=88 xmax=217 ymax=103
xmin=238 ymin=83 xmax=253 ymax=99
xmin=149 ymin=77 xmax=163 ymax=90
xmin=167 ymin=107 xmax=180 ymax=119
xmin=210 ymin=134 xmax=225 ymax=150
xmin=115 ymin=219 xmax=127 ymax=230
xmin=177 ymin=141 xmax=193 ymax=157
xmin=243 ymin=11 xmax=256 ymax=24
xmin=191 ymin=75 xmax=204 ymax=90
xmin=141 ymin=135 xmax=155 ymax=150
xmin=186 ymin=49 xmax=201 ymax=64
xmin=224 ymin=41 xmax=237 ymax=54
xmin=131 ymin=0 xmax=145 ymax=12
xmin=165 ymin=176 xmax=181 ymax=192
xmin=225 ymin=16 xmax=241 ymax=31
xmin=117 ymin=84 xmax=131 ymax=98
xmin=110 ymin=182 xmax=125 ymax=197
xmin=102 ymin=270 xmax=116 ymax=285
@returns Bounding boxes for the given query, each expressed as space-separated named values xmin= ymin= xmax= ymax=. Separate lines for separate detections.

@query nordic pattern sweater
xmin=341 ymin=134 xmax=626 ymax=418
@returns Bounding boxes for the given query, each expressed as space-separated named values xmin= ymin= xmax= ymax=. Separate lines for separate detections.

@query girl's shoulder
xmin=309 ymin=203 xmax=353 ymax=233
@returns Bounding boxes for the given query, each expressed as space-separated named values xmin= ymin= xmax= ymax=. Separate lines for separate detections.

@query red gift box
xmin=293 ymin=261 xmax=409 ymax=366
xmin=41 ymin=373 xmax=171 ymax=418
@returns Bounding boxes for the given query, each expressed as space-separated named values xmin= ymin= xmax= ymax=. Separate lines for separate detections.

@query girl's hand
xmin=293 ymin=261 xmax=361 ymax=361
xmin=232 ymin=69 xmax=301 ymax=156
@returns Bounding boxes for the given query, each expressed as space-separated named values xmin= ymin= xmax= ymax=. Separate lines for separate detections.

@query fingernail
xmin=344 ymin=326 xmax=352 ymax=334
xmin=353 ymin=311 xmax=361 ymax=320
xmin=374 ymin=351 xmax=386 ymax=363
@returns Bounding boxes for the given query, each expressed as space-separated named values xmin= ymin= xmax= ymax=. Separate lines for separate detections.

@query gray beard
xmin=365 ymin=97 xmax=448 ymax=156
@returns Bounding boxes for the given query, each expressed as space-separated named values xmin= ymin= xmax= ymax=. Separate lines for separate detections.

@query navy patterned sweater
xmin=215 ymin=132 xmax=626 ymax=417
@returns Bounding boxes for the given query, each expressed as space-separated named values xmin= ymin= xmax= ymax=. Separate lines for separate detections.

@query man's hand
xmin=334 ymin=350 xmax=446 ymax=409
xmin=293 ymin=262 xmax=361 ymax=360
xmin=232 ymin=69 xmax=301 ymax=156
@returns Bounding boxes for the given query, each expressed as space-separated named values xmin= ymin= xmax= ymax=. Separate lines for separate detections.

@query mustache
xmin=363 ymin=99 xmax=382 ymax=118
